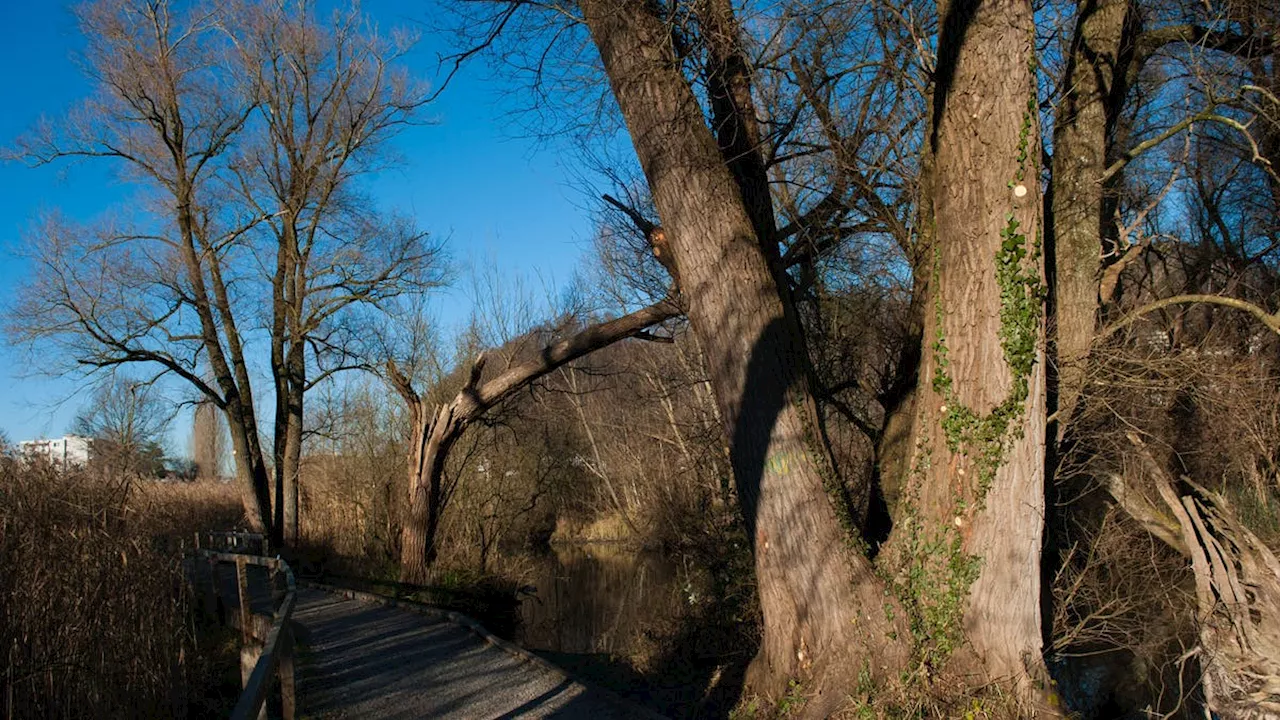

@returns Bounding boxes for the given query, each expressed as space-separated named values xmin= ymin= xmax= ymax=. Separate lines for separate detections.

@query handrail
xmin=230 ymin=590 xmax=297 ymax=720
xmin=196 ymin=530 xmax=271 ymax=556
xmin=192 ymin=541 xmax=296 ymax=720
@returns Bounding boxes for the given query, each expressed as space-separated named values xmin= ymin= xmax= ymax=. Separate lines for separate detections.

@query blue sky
xmin=0 ymin=1 xmax=610 ymax=451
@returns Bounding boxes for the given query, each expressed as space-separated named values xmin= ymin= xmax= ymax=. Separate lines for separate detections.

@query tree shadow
xmin=931 ymin=0 xmax=982 ymax=150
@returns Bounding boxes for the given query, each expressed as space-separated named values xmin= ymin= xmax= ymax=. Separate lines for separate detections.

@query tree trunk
xmin=271 ymin=226 xmax=306 ymax=549
xmin=399 ymin=403 xmax=457 ymax=584
xmin=390 ymin=297 xmax=681 ymax=584
xmin=281 ymin=375 xmax=303 ymax=547
xmin=281 ymin=337 xmax=305 ymax=547
xmin=580 ymin=1 xmax=908 ymax=710
xmin=271 ymin=237 xmax=290 ymax=548
xmin=1049 ymin=0 xmax=1134 ymax=431
xmin=880 ymin=0 xmax=1054 ymax=706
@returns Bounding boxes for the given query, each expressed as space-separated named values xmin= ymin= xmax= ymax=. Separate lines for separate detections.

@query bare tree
xmin=7 ymin=0 xmax=273 ymax=530
xmin=6 ymin=0 xmax=442 ymax=543
xmin=387 ymin=295 xmax=680 ymax=583
xmin=73 ymin=376 xmax=173 ymax=477
xmin=224 ymin=0 xmax=444 ymax=545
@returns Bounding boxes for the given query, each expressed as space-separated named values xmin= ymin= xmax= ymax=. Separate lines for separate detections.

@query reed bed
xmin=0 ymin=456 xmax=243 ymax=718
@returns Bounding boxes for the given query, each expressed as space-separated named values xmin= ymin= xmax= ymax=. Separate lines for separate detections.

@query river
xmin=518 ymin=543 xmax=687 ymax=658
xmin=515 ymin=543 xmax=751 ymax=717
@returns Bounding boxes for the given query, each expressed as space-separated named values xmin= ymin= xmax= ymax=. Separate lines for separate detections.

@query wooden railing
xmin=195 ymin=529 xmax=272 ymax=556
xmin=190 ymin=532 xmax=296 ymax=720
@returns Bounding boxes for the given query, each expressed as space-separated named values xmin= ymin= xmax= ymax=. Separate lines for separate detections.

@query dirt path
xmin=293 ymin=587 xmax=662 ymax=719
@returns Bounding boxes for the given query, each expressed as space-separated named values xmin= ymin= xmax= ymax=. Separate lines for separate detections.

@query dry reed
xmin=0 ymin=455 xmax=242 ymax=718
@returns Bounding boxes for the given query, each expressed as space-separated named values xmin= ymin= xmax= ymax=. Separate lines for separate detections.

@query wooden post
xmin=237 ymin=554 xmax=256 ymax=707
xmin=279 ymin=622 xmax=296 ymax=720
xmin=239 ymin=643 xmax=263 ymax=719
xmin=236 ymin=555 xmax=251 ymax=645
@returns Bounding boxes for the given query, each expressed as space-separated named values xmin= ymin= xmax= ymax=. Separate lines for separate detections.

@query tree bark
xmin=391 ymin=297 xmax=681 ymax=584
xmin=580 ymin=1 xmax=909 ymax=710
xmin=281 ymin=363 xmax=303 ymax=547
xmin=878 ymin=83 xmax=937 ymax=517
xmin=271 ymin=230 xmax=290 ymax=547
xmin=880 ymin=0 xmax=1054 ymax=706
xmin=1049 ymin=0 xmax=1135 ymax=431
xmin=398 ymin=402 xmax=458 ymax=583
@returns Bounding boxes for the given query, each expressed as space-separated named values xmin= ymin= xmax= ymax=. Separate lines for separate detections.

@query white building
xmin=19 ymin=435 xmax=93 ymax=468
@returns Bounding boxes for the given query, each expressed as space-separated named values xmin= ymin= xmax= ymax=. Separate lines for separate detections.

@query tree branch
xmin=601 ymin=193 xmax=657 ymax=236
xmin=1099 ymin=294 xmax=1280 ymax=339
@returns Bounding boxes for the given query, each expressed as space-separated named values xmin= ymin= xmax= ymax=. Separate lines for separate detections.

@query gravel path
xmin=293 ymin=587 xmax=663 ymax=719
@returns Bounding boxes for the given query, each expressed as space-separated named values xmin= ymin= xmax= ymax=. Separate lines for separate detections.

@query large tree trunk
xmin=580 ymin=1 xmax=908 ymax=710
xmin=1049 ymin=0 xmax=1134 ymax=430
xmin=398 ymin=402 xmax=457 ymax=584
xmin=391 ymin=297 xmax=681 ymax=584
xmin=224 ymin=401 xmax=273 ymax=535
xmin=280 ymin=335 xmax=305 ymax=547
xmin=271 ymin=230 xmax=306 ymax=548
xmin=880 ymin=0 xmax=1053 ymax=706
xmin=281 ymin=372 xmax=303 ymax=547
xmin=270 ymin=239 xmax=291 ymax=548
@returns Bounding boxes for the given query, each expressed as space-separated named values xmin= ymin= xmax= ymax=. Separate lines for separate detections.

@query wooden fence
xmin=190 ymin=532 xmax=296 ymax=720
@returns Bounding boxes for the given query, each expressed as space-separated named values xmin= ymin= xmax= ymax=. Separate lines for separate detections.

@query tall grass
xmin=0 ymin=455 xmax=243 ymax=718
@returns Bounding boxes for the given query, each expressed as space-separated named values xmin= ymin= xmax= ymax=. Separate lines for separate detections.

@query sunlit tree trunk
xmin=397 ymin=401 xmax=456 ymax=583
xmin=880 ymin=0 xmax=1055 ymax=707
xmin=580 ymin=1 xmax=909 ymax=710
xmin=1050 ymin=0 xmax=1134 ymax=431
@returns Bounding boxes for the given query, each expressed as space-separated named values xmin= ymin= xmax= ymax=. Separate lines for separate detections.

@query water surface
xmin=518 ymin=543 xmax=686 ymax=657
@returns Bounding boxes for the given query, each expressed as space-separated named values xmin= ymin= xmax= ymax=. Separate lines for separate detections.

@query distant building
xmin=19 ymin=435 xmax=93 ymax=468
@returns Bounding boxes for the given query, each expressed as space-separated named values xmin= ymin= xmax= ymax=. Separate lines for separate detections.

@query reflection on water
xmin=518 ymin=543 xmax=687 ymax=657
xmin=516 ymin=543 xmax=757 ymax=717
